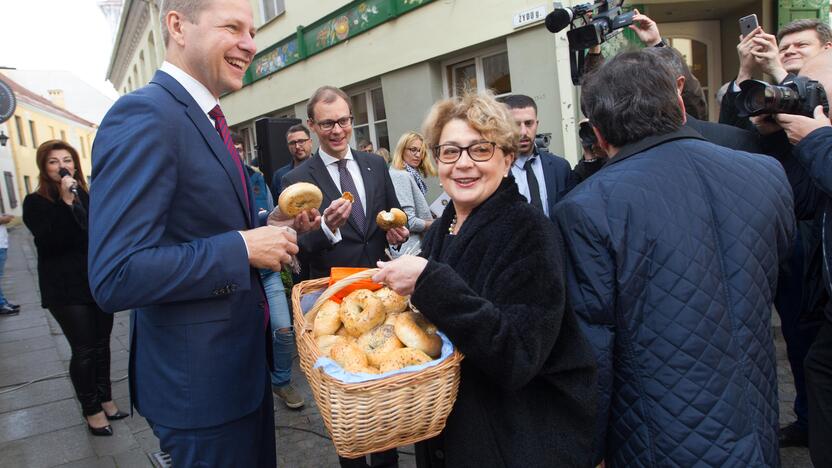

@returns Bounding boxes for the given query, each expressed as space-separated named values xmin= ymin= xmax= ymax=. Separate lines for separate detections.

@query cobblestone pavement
xmin=0 ymin=227 xmax=812 ymax=467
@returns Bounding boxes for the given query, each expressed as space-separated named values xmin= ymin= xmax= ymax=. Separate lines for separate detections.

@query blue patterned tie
xmin=337 ymin=159 xmax=366 ymax=230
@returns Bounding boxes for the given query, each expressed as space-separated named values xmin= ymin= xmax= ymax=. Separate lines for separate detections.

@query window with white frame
xmin=260 ymin=0 xmax=286 ymax=23
xmin=350 ymin=87 xmax=389 ymax=152
xmin=445 ymin=49 xmax=512 ymax=97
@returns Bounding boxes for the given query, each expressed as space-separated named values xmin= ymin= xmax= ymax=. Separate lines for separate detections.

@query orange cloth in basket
xmin=327 ymin=267 xmax=382 ymax=303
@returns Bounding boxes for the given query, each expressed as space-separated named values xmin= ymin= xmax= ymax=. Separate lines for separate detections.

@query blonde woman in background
xmin=389 ymin=132 xmax=437 ymax=254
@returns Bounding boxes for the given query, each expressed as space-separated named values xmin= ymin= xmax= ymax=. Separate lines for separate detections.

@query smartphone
xmin=739 ymin=14 xmax=759 ymax=38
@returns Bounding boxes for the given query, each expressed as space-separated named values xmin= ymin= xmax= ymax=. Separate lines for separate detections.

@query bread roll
xmin=278 ymin=182 xmax=323 ymax=217
xmin=376 ymin=208 xmax=407 ymax=230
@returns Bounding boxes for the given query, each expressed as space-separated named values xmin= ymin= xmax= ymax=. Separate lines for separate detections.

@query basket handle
xmin=307 ymin=268 xmax=380 ymax=319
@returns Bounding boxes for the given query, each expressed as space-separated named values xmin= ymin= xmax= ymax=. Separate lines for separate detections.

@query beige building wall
xmin=108 ymin=0 xmax=166 ymax=94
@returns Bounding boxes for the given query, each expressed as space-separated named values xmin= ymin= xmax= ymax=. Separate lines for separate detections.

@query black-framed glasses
xmin=433 ymin=142 xmax=497 ymax=164
xmin=314 ymin=116 xmax=354 ymax=131
xmin=406 ymin=146 xmax=422 ymax=154
xmin=288 ymin=138 xmax=310 ymax=147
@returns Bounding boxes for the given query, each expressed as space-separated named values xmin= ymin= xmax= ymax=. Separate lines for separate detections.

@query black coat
xmin=685 ymin=114 xmax=763 ymax=153
xmin=411 ymin=177 xmax=597 ymax=468
xmin=282 ymin=150 xmax=401 ymax=279
xmin=23 ymin=191 xmax=94 ymax=308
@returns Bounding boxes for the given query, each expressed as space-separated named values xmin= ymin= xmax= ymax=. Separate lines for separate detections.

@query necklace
xmin=448 ymin=215 xmax=457 ymax=235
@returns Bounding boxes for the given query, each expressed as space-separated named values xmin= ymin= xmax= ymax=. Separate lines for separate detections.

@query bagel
xmin=394 ymin=312 xmax=443 ymax=358
xmin=376 ymin=208 xmax=407 ymax=231
xmin=379 ymin=348 xmax=432 ymax=373
xmin=339 ymin=289 xmax=385 ymax=337
xmin=374 ymin=287 xmax=409 ymax=315
xmin=330 ymin=341 xmax=368 ymax=370
xmin=384 ymin=312 xmax=401 ymax=326
xmin=335 ymin=326 xmax=350 ymax=337
xmin=357 ymin=325 xmax=404 ymax=367
xmin=313 ymin=300 xmax=342 ymax=337
xmin=315 ymin=335 xmax=352 ymax=357
xmin=278 ymin=182 xmax=323 ymax=217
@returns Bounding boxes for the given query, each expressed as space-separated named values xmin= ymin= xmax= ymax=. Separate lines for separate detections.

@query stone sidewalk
xmin=0 ymin=227 xmax=812 ymax=467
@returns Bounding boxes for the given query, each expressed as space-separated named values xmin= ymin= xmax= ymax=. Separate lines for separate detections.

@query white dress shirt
xmin=511 ymin=150 xmax=550 ymax=217
xmin=318 ymin=148 xmax=368 ymax=244
xmin=159 ymin=62 xmax=251 ymax=254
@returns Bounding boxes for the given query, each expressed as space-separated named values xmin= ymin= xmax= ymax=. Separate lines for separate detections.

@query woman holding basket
xmin=373 ymin=91 xmax=597 ymax=467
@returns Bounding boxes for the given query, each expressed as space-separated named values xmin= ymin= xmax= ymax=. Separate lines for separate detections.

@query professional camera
xmin=735 ymin=76 xmax=829 ymax=118
xmin=546 ymin=1 xmax=635 ymax=84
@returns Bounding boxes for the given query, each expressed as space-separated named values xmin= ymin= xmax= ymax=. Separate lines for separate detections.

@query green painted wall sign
xmin=246 ymin=0 xmax=435 ymax=85
xmin=778 ymin=0 xmax=830 ymax=28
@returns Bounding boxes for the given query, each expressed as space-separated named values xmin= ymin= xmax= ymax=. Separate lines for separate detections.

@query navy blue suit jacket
xmin=282 ymin=151 xmax=401 ymax=279
xmin=539 ymin=148 xmax=573 ymax=219
xmin=89 ymin=70 xmax=266 ymax=429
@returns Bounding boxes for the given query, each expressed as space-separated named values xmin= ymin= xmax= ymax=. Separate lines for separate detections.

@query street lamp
xmin=0 ymin=131 xmax=8 ymax=147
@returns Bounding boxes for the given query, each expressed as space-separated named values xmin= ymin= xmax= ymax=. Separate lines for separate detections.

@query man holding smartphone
xmin=721 ymin=19 xmax=832 ymax=129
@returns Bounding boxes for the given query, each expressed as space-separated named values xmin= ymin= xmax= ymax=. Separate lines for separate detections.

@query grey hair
xmin=160 ymin=0 xmax=212 ymax=46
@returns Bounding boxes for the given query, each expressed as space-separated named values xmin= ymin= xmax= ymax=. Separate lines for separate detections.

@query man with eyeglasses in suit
xmin=281 ymin=85 xmax=406 ymax=467
xmin=271 ymin=124 xmax=314 ymax=198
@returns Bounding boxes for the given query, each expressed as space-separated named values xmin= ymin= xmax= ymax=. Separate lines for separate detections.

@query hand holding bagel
xmin=373 ymin=255 xmax=428 ymax=297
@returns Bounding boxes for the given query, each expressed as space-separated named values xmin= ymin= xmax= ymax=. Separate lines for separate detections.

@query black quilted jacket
xmin=555 ymin=127 xmax=794 ymax=467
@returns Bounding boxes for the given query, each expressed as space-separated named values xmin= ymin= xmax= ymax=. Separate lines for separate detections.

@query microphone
xmin=58 ymin=168 xmax=79 ymax=197
xmin=545 ymin=8 xmax=574 ymax=33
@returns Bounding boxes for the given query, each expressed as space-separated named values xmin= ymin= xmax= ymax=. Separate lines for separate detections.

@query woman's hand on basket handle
xmin=373 ymin=256 xmax=427 ymax=296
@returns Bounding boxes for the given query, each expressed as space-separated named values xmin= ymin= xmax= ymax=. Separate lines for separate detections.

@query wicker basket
xmin=291 ymin=269 xmax=463 ymax=458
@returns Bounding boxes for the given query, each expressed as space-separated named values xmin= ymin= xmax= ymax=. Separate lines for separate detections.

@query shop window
xmin=350 ymin=87 xmax=389 ymax=152
xmin=261 ymin=0 xmax=285 ymax=23
xmin=446 ymin=49 xmax=512 ymax=97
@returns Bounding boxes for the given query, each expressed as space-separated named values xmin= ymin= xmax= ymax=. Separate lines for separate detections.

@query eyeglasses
xmin=288 ymin=138 xmax=310 ymax=147
xmin=406 ymin=146 xmax=421 ymax=154
xmin=314 ymin=116 xmax=354 ymax=131
xmin=433 ymin=142 xmax=497 ymax=164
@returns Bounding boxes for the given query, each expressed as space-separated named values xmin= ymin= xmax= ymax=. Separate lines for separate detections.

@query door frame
xmin=658 ymin=20 xmax=723 ymax=121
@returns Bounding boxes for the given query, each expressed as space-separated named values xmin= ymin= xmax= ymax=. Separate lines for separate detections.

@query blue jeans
xmin=260 ymin=269 xmax=293 ymax=388
xmin=0 ymin=248 xmax=8 ymax=305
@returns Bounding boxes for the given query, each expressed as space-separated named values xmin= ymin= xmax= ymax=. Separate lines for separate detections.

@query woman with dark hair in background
xmin=23 ymin=140 xmax=126 ymax=436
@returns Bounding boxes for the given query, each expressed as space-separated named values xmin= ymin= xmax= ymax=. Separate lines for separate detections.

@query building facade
xmin=0 ymin=74 xmax=96 ymax=208
xmin=106 ymin=0 xmax=830 ymax=199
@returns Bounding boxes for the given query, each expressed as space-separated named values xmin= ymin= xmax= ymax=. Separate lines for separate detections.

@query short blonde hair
xmin=391 ymin=132 xmax=437 ymax=177
xmin=422 ymin=91 xmax=519 ymax=157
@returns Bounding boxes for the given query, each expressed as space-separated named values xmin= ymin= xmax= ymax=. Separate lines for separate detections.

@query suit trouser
xmin=148 ymin=373 xmax=276 ymax=468
xmin=806 ymin=320 xmax=832 ymax=466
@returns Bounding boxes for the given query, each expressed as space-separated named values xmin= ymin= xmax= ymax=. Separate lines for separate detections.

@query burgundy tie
xmin=208 ymin=105 xmax=269 ymax=329
xmin=208 ymin=105 xmax=250 ymax=213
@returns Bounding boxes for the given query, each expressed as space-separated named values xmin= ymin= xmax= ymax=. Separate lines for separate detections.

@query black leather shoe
xmin=779 ymin=422 xmax=808 ymax=447
xmin=106 ymin=410 xmax=129 ymax=421
xmin=0 ymin=304 xmax=19 ymax=316
xmin=8 ymin=303 xmax=20 ymax=310
xmin=88 ymin=424 xmax=113 ymax=436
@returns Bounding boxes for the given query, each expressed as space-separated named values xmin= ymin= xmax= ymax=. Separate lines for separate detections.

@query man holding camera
xmin=750 ymin=49 xmax=832 ymax=467
xmin=721 ymin=19 xmax=832 ymax=130
xmin=556 ymin=50 xmax=794 ymax=467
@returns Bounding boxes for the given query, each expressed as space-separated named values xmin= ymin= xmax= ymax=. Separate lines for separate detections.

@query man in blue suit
xmin=500 ymin=94 xmax=573 ymax=219
xmin=88 ymin=1 xmax=308 ymax=466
